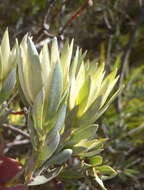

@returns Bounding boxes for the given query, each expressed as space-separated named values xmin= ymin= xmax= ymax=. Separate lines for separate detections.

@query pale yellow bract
xmin=0 ymin=29 xmax=16 ymax=104
xmin=17 ymin=35 xmax=119 ymax=181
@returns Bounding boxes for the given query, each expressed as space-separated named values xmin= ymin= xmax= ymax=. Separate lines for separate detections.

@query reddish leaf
xmin=0 ymin=156 xmax=22 ymax=185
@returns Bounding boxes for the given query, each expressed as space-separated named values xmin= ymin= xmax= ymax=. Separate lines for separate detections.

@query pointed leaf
xmin=51 ymin=38 xmax=60 ymax=66
xmin=28 ymin=167 xmax=62 ymax=186
xmin=45 ymin=63 xmax=63 ymax=118
xmin=87 ymin=156 xmax=103 ymax=166
xmin=95 ymin=165 xmax=117 ymax=180
xmin=0 ymin=29 xmax=10 ymax=78
xmin=32 ymin=88 xmax=45 ymax=133
xmin=68 ymin=124 xmax=98 ymax=145
xmin=27 ymin=38 xmax=43 ymax=100
xmin=40 ymin=44 xmax=51 ymax=84
xmin=54 ymin=104 xmax=66 ymax=132
xmin=44 ymin=149 xmax=73 ymax=167
xmin=37 ymin=131 xmax=60 ymax=166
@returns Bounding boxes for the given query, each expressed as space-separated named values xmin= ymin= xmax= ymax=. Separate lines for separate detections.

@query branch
xmin=2 ymin=124 xmax=30 ymax=139
xmin=34 ymin=0 xmax=57 ymax=43
xmin=6 ymin=139 xmax=30 ymax=148
xmin=43 ymin=0 xmax=57 ymax=26
xmin=4 ymin=139 xmax=30 ymax=153
xmin=58 ymin=0 xmax=93 ymax=36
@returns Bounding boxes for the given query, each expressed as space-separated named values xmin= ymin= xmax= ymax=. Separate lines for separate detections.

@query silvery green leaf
xmin=61 ymin=40 xmax=73 ymax=89
xmin=18 ymin=56 xmax=33 ymax=106
xmin=76 ymin=49 xmax=87 ymax=76
xmin=87 ymin=63 xmax=105 ymax=106
xmin=70 ymin=47 xmax=86 ymax=72
xmin=18 ymin=36 xmax=43 ymax=106
xmin=28 ymin=167 xmax=62 ymax=186
xmin=69 ymin=77 xmax=76 ymax=110
xmin=69 ymin=62 xmax=86 ymax=110
xmin=86 ymin=139 xmax=106 ymax=152
xmin=27 ymin=38 xmax=43 ymax=100
xmin=32 ymin=88 xmax=45 ymax=133
xmin=10 ymin=42 xmax=17 ymax=65
xmin=1 ymin=29 xmax=10 ymax=55
xmin=74 ymin=62 xmax=85 ymax=100
xmin=44 ymin=95 xmax=67 ymax=134
xmin=27 ymin=114 xmax=39 ymax=150
xmin=0 ymin=68 xmax=16 ymax=103
xmin=78 ymin=88 xmax=120 ymax=126
xmin=1 ymin=68 xmax=16 ymax=92
xmin=0 ymin=29 xmax=10 ymax=78
xmin=100 ymin=76 xmax=118 ymax=108
xmin=40 ymin=43 xmax=51 ymax=84
xmin=76 ymin=76 xmax=91 ymax=117
xmin=17 ymin=73 xmax=30 ymax=107
xmin=73 ymin=138 xmax=106 ymax=155
xmin=58 ymin=85 xmax=69 ymax=107
xmin=97 ymin=67 xmax=118 ymax=108
xmin=88 ymin=89 xmax=120 ymax=123
xmin=28 ymin=175 xmax=49 ymax=186
xmin=76 ymin=76 xmax=90 ymax=106
xmin=45 ymin=63 xmax=63 ymax=118
xmin=51 ymin=38 xmax=60 ymax=66
xmin=17 ymin=37 xmax=34 ymax=105
xmin=44 ymin=149 xmax=73 ymax=168
xmin=68 ymin=124 xmax=98 ymax=145
xmin=62 ymin=106 xmax=79 ymax=141
xmin=27 ymin=37 xmax=38 ymax=55
xmin=50 ymin=149 xmax=72 ymax=165
xmin=70 ymin=47 xmax=79 ymax=80
xmin=61 ymin=40 xmax=73 ymax=71
xmin=76 ymin=138 xmax=106 ymax=149
xmin=37 ymin=131 xmax=60 ymax=166
xmin=65 ymin=106 xmax=79 ymax=129
xmin=77 ymin=96 xmax=102 ymax=126
xmin=54 ymin=104 xmax=66 ymax=132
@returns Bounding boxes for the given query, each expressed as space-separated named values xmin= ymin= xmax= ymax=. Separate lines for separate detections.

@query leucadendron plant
xmin=0 ymin=29 xmax=16 ymax=123
xmin=17 ymin=36 xmax=73 ymax=178
xmin=17 ymin=36 xmax=119 ymax=189
xmin=0 ymin=29 xmax=16 ymax=104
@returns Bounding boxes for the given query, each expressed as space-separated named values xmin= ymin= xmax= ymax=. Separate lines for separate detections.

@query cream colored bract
xmin=17 ymin=36 xmax=119 ymax=184
xmin=0 ymin=29 xmax=16 ymax=104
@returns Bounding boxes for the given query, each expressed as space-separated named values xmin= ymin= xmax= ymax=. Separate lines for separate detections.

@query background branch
xmin=2 ymin=124 xmax=30 ymax=139
xmin=58 ymin=0 xmax=93 ymax=36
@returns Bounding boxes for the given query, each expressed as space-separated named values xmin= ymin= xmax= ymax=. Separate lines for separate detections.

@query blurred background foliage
xmin=0 ymin=0 xmax=144 ymax=189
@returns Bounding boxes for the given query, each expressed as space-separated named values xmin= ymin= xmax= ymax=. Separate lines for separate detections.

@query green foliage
xmin=0 ymin=27 xmax=120 ymax=188
xmin=16 ymin=36 xmax=118 ymax=189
